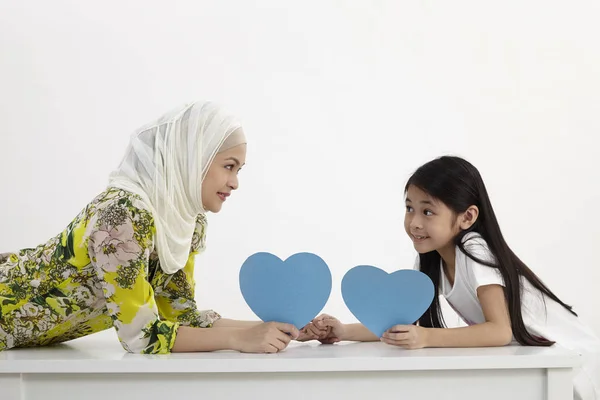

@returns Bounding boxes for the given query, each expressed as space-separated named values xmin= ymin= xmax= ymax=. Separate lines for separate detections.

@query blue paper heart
xmin=341 ymin=266 xmax=434 ymax=337
xmin=239 ymin=252 xmax=332 ymax=329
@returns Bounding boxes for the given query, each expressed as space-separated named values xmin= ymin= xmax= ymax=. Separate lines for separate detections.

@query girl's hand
xmin=296 ymin=323 xmax=326 ymax=342
xmin=381 ymin=325 xmax=429 ymax=349
xmin=311 ymin=314 xmax=347 ymax=344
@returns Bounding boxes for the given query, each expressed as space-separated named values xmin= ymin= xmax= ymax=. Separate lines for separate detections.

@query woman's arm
xmin=212 ymin=318 xmax=263 ymax=329
xmin=171 ymin=322 xmax=299 ymax=353
xmin=171 ymin=326 xmax=237 ymax=352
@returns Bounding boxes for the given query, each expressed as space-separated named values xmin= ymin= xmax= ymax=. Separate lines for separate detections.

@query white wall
xmin=1 ymin=1 xmax=599 ymax=336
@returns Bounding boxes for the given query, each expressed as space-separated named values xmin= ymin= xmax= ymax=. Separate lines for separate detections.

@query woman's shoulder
xmin=85 ymin=189 xmax=157 ymax=275
xmin=190 ymin=213 xmax=207 ymax=253
xmin=90 ymin=188 xmax=153 ymax=219
xmin=84 ymin=188 xmax=156 ymax=245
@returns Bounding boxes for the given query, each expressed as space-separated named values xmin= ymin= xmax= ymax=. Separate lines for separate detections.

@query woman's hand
xmin=307 ymin=314 xmax=347 ymax=344
xmin=230 ymin=322 xmax=299 ymax=353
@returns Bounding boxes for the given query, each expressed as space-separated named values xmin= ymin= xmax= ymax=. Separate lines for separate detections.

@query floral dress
xmin=0 ymin=188 xmax=220 ymax=354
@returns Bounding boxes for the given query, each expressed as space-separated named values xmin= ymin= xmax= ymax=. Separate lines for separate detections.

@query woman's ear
xmin=459 ymin=205 xmax=479 ymax=230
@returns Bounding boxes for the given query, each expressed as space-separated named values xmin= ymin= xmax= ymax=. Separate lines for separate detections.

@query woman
xmin=0 ymin=101 xmax=300 ymax=354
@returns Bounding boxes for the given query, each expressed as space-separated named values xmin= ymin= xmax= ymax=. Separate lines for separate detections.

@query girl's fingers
xmin=381 ymin=337 xmax=411 ymax=347
xmin=319 ymin=337 xmax=340 ymax=345
xmin=382 ymin=332 xmax=410 ymax=341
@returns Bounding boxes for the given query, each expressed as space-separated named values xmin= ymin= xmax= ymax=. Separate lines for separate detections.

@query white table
xmin=0 ymin=330 xmax=580 ymax=400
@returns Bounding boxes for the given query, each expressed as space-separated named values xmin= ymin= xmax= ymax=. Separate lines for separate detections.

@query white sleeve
xmin=462 ymin=235 xmax=505 ymax=289
xmin=412 ymin=255 xmax=420 ymax=270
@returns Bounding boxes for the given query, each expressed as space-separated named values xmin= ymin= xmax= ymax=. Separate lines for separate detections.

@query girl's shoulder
xmin=459 ymin=231 xmax=495 ymax=263
xmin=461 ymin=231 xmax=485 ymax=244
xmin=461 ymin=231 xmax=488 ymax=249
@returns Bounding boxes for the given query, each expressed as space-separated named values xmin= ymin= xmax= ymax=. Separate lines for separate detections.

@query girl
xmin=303 ymin=156 xmax=599 ymax=399
xmin=0 ymin=101 xmax=301 ymax=354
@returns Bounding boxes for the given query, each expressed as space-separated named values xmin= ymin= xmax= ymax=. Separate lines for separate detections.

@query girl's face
xmin=404 ymin=185 xmax=477 ymax=256
xmin=201 ymin=143 xmax=246 ymax=213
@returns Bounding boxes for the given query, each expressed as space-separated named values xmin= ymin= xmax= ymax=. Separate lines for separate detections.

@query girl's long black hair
xmin=409 ymin=156 xmax=576 ymax=346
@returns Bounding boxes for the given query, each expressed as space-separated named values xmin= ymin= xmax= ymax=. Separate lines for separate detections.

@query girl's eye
xmin=225 ymin=164 xmax=234 ymax=170
xmin=424 ymin=209 xmax=434 ymax=216
xmin=406 ymin=206 xmax=414 ymax=212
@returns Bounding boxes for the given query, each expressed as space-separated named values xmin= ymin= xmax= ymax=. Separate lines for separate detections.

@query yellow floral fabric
xmin=0 ymin=188 xmax=220 ymax=353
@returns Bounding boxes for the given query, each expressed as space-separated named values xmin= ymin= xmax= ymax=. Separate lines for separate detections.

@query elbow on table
xmin=117 ymin=335 xmax=147 ymax=354
xmin=114 ymin=322 xmax=176 ymax=355
xmin=494 ymin=326 xmax=513 ymax=346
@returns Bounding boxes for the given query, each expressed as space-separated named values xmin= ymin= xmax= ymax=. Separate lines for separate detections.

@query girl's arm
xmin=383 ymin=284 xmax=513 ymax=348
xmin=341 ymin=323 xmax=380 ymax=342
xmin=427 ymin=284 xmax=512 ymax=347
xmin=309 ymin=315 xmax=380 ymax=342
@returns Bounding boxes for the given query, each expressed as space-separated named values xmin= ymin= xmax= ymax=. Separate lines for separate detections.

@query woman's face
xmin=201 ymin=143 xmax=247 ymax=213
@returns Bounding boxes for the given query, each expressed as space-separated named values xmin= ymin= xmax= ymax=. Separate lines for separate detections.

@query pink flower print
xmin=90 ymin=224 xmax=142 ymax=273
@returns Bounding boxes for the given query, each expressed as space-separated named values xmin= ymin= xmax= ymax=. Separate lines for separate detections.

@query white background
xmin=1 ymin=1 xmax=599 ymax=336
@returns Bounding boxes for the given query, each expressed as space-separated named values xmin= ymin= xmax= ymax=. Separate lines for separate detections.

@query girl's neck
xmin=437 ymin=244 xmax=456 ymax=286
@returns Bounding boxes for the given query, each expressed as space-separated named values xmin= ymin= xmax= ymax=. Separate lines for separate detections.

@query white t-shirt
xmin=414 ymin=232 xmax=599 ymax=400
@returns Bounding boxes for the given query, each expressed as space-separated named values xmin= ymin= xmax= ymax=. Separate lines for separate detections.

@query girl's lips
xmin=411 ymin=234 xmax=429 ymax=243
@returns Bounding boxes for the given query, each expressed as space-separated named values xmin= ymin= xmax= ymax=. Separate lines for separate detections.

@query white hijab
xmin=108 ymin=101 xmax=244 ymax=274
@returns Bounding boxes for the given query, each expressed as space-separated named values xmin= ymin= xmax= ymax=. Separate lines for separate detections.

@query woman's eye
xmin=406 ymin=206 xmax=413 ymax=212
xmin=424 ymin=209 xmax=433 ymax=216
